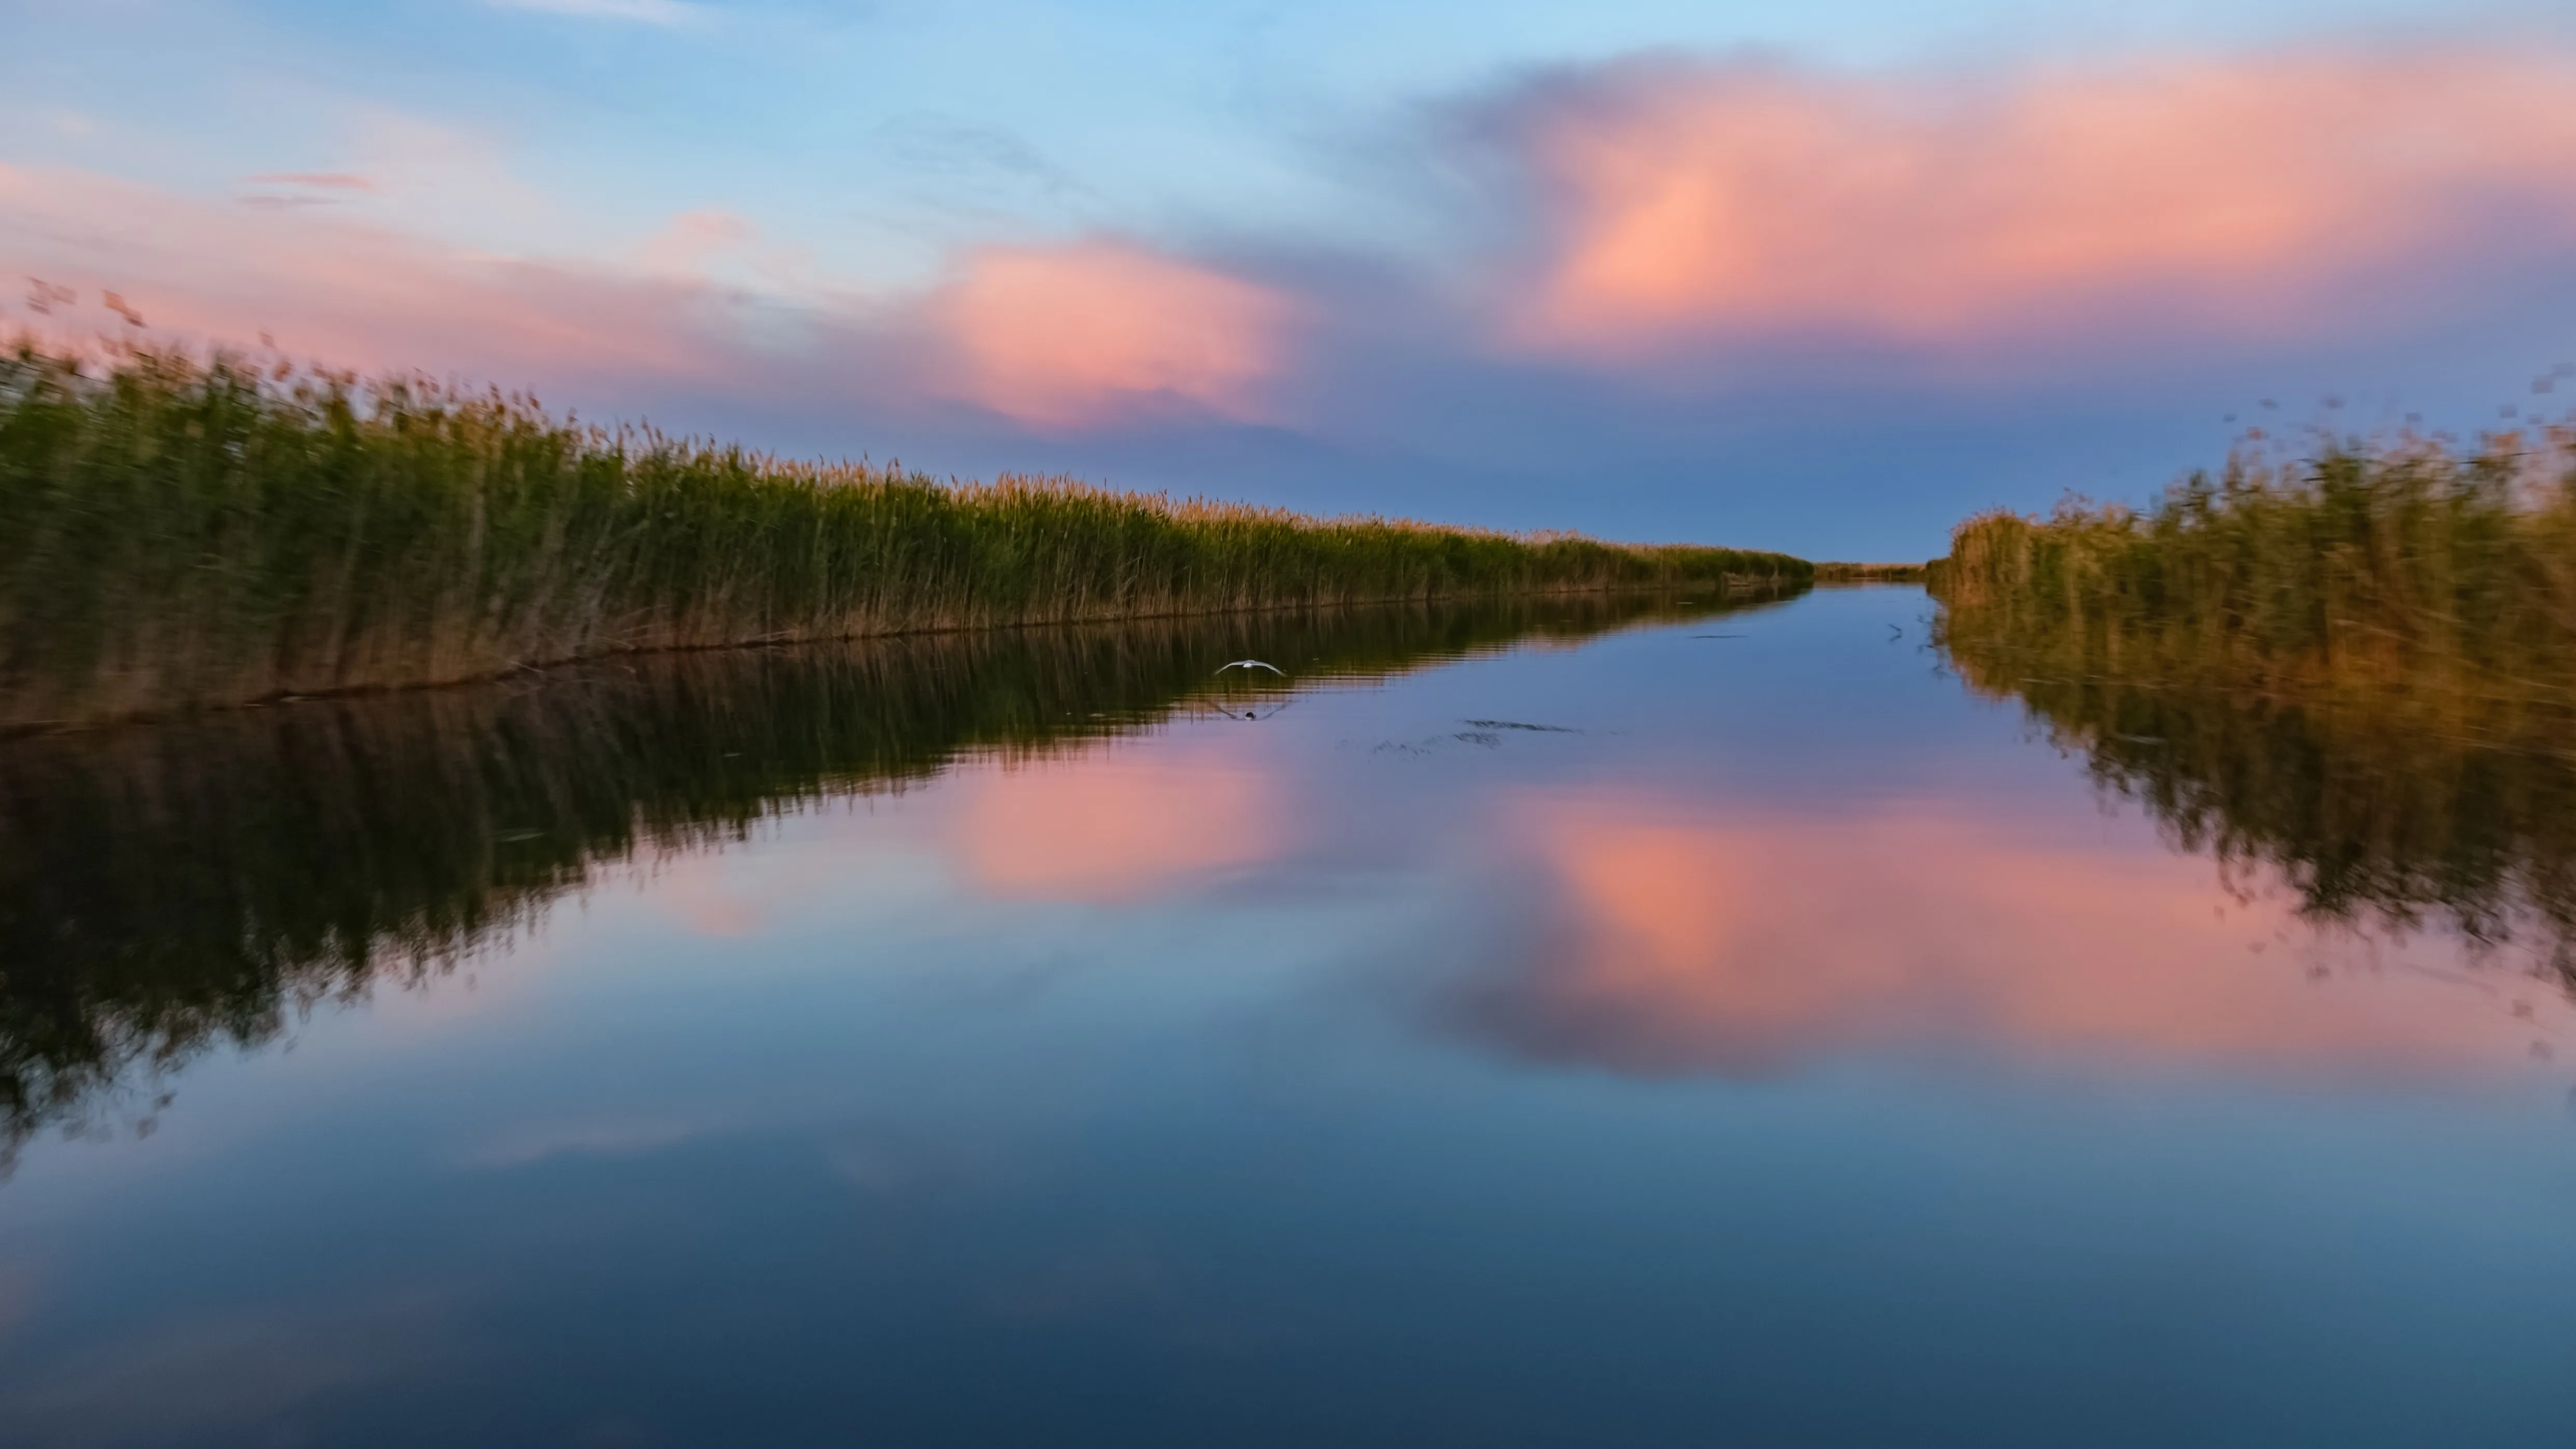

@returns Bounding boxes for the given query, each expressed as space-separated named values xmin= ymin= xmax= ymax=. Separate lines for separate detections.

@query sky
xmin=5 ymin=0 xmax=2575 ymax=558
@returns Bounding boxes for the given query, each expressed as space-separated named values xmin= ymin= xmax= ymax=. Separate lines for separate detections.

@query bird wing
xmin=1216 ymin=659 xmax=1286 ymax=675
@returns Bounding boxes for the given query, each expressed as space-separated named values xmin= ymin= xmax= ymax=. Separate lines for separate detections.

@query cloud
xmin=485 ymin=0 xmax=704 ymax=26
xmin=630 ymin=205 xmax=761 ymax=278
xmin=1481 ymin=46 xmax=2576 ymax=360
xmin=1 ymin=162 xmax=1299 ymax=433
xmin=0 ymin=162 xmax=732 ymax=383
xmin=934 ymin=240 xmax=1298 ymax=429
xmin=11 ymin=39 xmax=2576 ymax=496
xmin=242 ymin=172 xmax=377 ymax=192
xmin=237 ymin=174 xmax=378 ymax=212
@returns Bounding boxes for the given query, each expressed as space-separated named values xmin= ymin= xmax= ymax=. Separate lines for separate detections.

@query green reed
xmin=0 ymin=344 xmax=1809 ymax=728
xmin=1934 ymin=421 xmax=2576 ymax=719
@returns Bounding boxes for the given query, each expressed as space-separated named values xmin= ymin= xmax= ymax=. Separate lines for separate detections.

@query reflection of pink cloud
xmin=0 ymin=1262 xmax=34 ymax=1347
xmin=654 ymin=865 xmax=765 ymax=938
xmin=1505 ymin=49 xmax=2576 ymax=355
xmin=0 ymin=1292 xmax=454 ymax=1444
xmin=952 ymin=743 xmax=1285 ymax=904
xmin=453 ymin=1113 xmax=719 ymax=1170
xmin=1467 ymin=795 xmax=2567 ymax=1078
xmin=631 ymin=829 xmax=877 ymax=939
xmin=937 ymin=241 xmax=1293 ymax=427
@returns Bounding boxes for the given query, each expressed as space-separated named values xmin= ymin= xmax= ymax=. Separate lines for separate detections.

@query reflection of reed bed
xmin=0 ymin=589 xmax=1793 ymax=1167
xmin=1933 ymin=422 xmax=2576 ymax=975
xmin=0 ymin=346 xmax=1810 ymax=729
xmin=1942 ymin=653 xmax=2576 ymax=968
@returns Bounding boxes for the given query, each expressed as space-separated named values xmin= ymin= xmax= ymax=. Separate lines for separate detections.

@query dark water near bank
xmin=3 ymin=587 xmax=2573 ymax=1446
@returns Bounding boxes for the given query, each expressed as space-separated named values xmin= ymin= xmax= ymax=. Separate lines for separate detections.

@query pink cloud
xmin=1459 ymin=793 xmax=2570 ymax=1079
xmin=934 ymin=240 xmax=1296 ymax=428
xmin=15 ymin=43 xmax=2575 ymax=439
xmin=2 ymin=163 xmax=1292 ymax=433
xmin=1498 ymin=47 xmax=2576 ymax=358
xmin=0 ymin=162 xmax=731 ymax=385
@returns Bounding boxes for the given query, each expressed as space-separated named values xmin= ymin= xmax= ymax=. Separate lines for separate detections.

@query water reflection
xmin=1936 ymin=607 xmax=2576 ymax=979
xmin=5 ymin=585 xmax=2575 ymax=1448
xmin=0 ymin=589 xmax=1786 ymax=1167
xmin=1446 ymin=795 xmax=2563 ymax=1079
xmin=949 ymin=738 xmax=1288 ymax=903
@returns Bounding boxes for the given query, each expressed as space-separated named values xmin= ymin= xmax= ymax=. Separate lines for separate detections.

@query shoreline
xmin=1 ymin=576 xmax=1806 ymax=738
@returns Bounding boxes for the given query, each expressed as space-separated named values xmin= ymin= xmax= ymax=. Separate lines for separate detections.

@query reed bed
xmin=0 ymin=344 xmax=1808 ymax=728
xmin=1933 ymin=420 xmax=2576 ymax=723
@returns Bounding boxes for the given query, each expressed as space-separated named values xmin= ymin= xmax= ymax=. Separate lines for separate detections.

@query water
xmin=3 ymin=587 xmax=2572 ymax=1446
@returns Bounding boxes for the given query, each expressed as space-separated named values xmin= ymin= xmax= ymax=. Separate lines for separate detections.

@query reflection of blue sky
xmin=4 ymin=590 xmax=2574 ymax=1442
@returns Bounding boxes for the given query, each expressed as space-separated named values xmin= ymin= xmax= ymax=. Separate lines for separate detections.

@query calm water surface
xmin=3 ymin=587 xmax=2572 ymax=1446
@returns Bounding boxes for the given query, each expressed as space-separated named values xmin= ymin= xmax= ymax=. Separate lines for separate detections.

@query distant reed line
xmin=1814 ymin=561 xmax=1932 ymax=583
xmin=0 ymin=345 xmax=1809 ymax=728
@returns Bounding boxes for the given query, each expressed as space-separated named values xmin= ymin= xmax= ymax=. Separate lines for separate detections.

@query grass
xmin=0 ymin=588 xmax=1799 ymax=1165
xmin=0 ymin=343 xmax=1810 ymax=728
xmin=1931 ymin=417 xmax=2576 ymax=966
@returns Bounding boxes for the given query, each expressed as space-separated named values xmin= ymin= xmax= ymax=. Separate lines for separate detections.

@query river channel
xmin=2 ymin=585 xmax=2570 ymax=1446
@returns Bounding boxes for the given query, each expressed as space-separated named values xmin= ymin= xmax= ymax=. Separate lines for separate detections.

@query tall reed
xmin=0 ymin=345 xmax=1809 ymax=728
xmin=1933 ymin=421 xmax=2576 ymax=719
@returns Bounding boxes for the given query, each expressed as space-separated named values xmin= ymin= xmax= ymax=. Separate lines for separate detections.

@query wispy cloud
xmin=1 ymin=163 xmax=732 ymax=382
xmin=237 ymin=173 xmax=378 ymax=211
xmin=0 ymin=163 xmax=1289 ymax=434
xmin=484 ymin=0 xmax=705 ymax=27
xmin=242 ymin=172 xmax=376 ymax=192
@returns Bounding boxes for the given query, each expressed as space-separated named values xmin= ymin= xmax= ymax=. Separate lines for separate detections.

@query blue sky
xmin=6 ymin=0 xmax=2574 ymax=556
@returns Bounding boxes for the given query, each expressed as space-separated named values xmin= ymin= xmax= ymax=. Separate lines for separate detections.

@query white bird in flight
xmin=1215 ymin=659 xmax=1285 ymax=676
